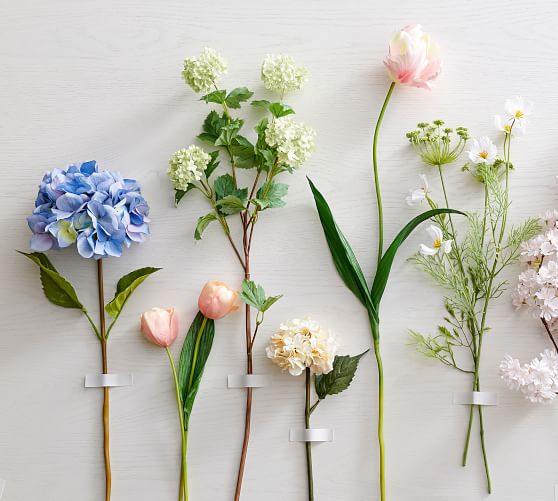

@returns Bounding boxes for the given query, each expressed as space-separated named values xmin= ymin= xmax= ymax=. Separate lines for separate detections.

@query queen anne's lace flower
xmin=261 ymin=54 xmax=308 ymax=95
xmin=182 ymin=48 xmax=227 ymax=93
xmin=266 ymin=318 xmax=338 ymax=376
xmin=500 ymin=350 xmax=558 ymax=403
xmin=168 ymin=146 xmax=211 ymax=191
xmin=265 ymin=117 xmax=316 ymax=168
xmin=27 ymin=161 xmax=150 ymax=259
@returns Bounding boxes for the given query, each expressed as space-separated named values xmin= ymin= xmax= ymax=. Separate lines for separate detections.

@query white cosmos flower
xmin=505 ymin=95 xmax=533 ymax=124
xmin=419 ymin=225 xmax=452 ymax=256
xmin=494 ymin=114 xmax=525 ymax=136
xmin=406 ymin=174 xmax=429 ymax=206
xmin=467 ymin=136 xmax=497 ymax=164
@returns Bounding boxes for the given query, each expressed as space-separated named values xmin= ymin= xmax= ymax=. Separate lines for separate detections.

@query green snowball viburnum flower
xmin=265 ymin=116 xmax=316 ymax=169
xmin=182 ymin=48 xmax=227 ymax=93
xmin=168 ymin=145 xmax=210 ymax=190
xmin=261 ymin=54 xmax=308 ymax=95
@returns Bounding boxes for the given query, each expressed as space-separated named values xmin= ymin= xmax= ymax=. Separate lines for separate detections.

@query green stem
xmin=305 ymin=368 xmax=314 ymax=501
xmin=371 ymin=321 xmax=385 ymax=501
xmin=166 ymin=347 xmax=188 ymax=501
xmin=372 ymin=81 xmax=396 ymax=267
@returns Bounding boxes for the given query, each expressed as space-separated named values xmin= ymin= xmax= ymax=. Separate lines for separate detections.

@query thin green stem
xmin=166 ymin=347 xmax=188 ymax=501
xmin=305 ymin=368 xmax=314 ymax=501
xmin=371 ymin=325 xmax=385 ymax=501
xmin=372 ymin=82 xmax=396 ymax=267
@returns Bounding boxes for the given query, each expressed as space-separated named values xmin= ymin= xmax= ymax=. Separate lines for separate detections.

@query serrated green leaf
xmin=214 ymin=174 xmax=236 ymax=200
xmin=201 ymin=89 xmax=226 ymax=105
xmin=105 ymin=267 xmax=161 ymax=320
xmin=195 ymin=213 xmax=217 ymax=240
xmin=251 ymin=99 xmax=271 ymax=110
xmin=239 ymin=279 xmax=266 ymax=311
xmin=178 ymin=312 xmax=215 ymax=430
xmin=214 ymin=121 xmax=242 ymax=147
xmin=205 ymin=151 xmax=221 ymax=179
xmin=307 ymin=178 xmax=377 ymax=321
xmin=18 ymin=251 xmax=84 ymax=310
xmin=230 ymin=135 xmax=255 ymax=168
xmin=225 ymin=87 xmax=254 ymax=109
xmin=261 ymin=294 xmax=282 ymax=312
xmin=175 ymin=185 xmax=195 ymax=206
xmin=215 ymin=195 xmax=246 ymax=215
xmin=315 ymin=351 xmax=368 ymax=399
xmin=268 ymin=102 xmax=295 ymax=118
xmin=370 ymin=208 xmax=466 ymax=308
xmin=256 ymin=181 xmax=288 ymax=209
xmin=198 ymin=111 xmax=227 ymax=144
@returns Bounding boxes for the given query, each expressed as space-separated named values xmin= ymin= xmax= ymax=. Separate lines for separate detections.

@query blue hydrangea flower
xmin=27 ymin=161 xmax=150 ymax=259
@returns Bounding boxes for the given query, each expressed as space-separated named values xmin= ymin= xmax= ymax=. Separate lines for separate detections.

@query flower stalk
xmin=305 ymin=368 xmax=314 ymax=501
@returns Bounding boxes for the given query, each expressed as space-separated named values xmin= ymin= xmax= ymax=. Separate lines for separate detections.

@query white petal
xmin=419 ymin=244 xmax=438 ymax=256
xmin=426 ymin=224 xmax=443 ymax=242
xmin=440 ymin=239 xmax=453 ymax=254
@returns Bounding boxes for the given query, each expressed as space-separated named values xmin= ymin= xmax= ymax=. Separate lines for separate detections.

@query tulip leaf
xmin=18 ymin=251 xmax=84 ymax=310
xmin=315 ymin=350 xmax=369 ymax=400
xmin=105 ymin=267 xmax=161 ymax=321
xmin=370 ymin=209 xmax=466 ymax=308
xmin=307 ymin=178 xmax=377 ymax=319
xmin=178 ymin=312 xmax=215 ymax=430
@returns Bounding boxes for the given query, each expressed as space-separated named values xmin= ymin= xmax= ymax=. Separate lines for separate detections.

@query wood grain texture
xmin=1 ymin=0 xmax=557 ymax=499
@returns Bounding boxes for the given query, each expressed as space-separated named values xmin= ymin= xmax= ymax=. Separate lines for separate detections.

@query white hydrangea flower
xmin=500 ymin=350 xmax=558 ymax=403
xmin=182 ymin=48 xmax=227 ymax=93
xmin=261 ymin=54 xmax=308 ymax=95
xmin=168 ymin=145 xmax=211 ymax=190
xmin=265 ymin=116 xmax=316 ymax=168
xmin=266 ymin=318 xmax=338 ymax=376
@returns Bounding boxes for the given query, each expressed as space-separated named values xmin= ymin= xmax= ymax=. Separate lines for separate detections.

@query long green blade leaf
xmin=371 ymin=209 xmax=465 ymax=307
xmin=307 ymin=178 xmax=376 ymax=319
xmin=177 ymin=312 xmax=215 ymax=430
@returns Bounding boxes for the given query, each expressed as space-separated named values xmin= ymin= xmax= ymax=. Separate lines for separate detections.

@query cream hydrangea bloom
xmin=168 ymin=145 xmax=210 ymax=190
xmin=266 ymin=318 xmax=338 ymax=376
xmin=261 ymin=54 xmax=308 ymax=95
xmin=265 ymin=116 xmax=316 ymax=168
xmin=182 ymin=48 xmax=227 ymax=93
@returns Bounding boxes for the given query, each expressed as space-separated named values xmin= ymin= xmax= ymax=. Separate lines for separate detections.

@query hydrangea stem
xmin=305 ymin=368 xmax=314 ymax=501
xmin=97 ymin=259 xmax=111 ymax=501
xmin=372 ymin=81 xmax=396 ymax=266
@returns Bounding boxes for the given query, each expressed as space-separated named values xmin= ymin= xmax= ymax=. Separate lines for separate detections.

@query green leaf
xmin=214 ymin=121 xmax=242 ymax=147
xmin=195 ymin=213 xmax=217 ymax=240
xmin=225 ymin=87 xmax=254 ymax=109
xmin=307 ymin=178 xmax=376 ymax=319
xmin=215 ymin=195 xmax=246 ymax=215
xmin=200 ymin=89 xmax=226 ymax=105
xmin=230 ymin=135 xmax=256 ymax=167
xmin=255 ymin=182 xmax=288 ymax=209
xmin=18 ymin=251 xmax=84 ymax=310
xmin=205 ymin=151 xmax=221 ymax=179
xmin=370 ymin=208 xmax=466 ymax=308
xmin=178 ymin=312 xmax=215 ymax=430
xmin=239 ymin=279 xmax=282 ymax=312
xmin=315 ymin=351 xmax=368 ymax=400
xmin=252 ymin=100 xmax=295 ymax=118
xmin=214 ymin=174 xmax=236 ymax=200
xmin=175 ymin=185 xmax=195 ymax=206
xmin=198 ymin=111 xmax=227 ymax=144
xmin=105 ymin=267 xmax=161 ymax=319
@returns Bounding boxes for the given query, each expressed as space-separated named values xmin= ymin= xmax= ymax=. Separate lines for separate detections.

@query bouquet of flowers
xmin=408 ymin=98 xmax=538 ymax=492
xmin=168 ymin=48 xmax=314 ymax=499
xmin=21 ymin=160 xmax=158 ymax=501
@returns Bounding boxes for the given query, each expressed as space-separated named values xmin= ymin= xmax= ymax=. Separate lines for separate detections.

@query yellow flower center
xmin=515 ymin=110 xmax=524 ymax=119
xmin=433 ymin=239 xmax=442 ymax=249
xmin=504 ymin=125 xmax=511 ymax=132
xmin=479 ymin=151 xmax=489 ymax=159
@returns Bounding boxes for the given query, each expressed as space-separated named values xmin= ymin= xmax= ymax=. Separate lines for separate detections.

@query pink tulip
xmin=383 ymin=24 xmax=441 ymax=89
xmin=140 ymin=307 xmax=179 ymax=347
xmin=198 ymin=281 xmax=238 ymax=320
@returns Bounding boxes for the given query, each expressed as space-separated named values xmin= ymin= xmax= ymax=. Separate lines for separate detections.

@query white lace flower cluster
xmin=265 ymin=116 xmax=316 ymax=168
xmin=266 ymin=318 xmax=339 ymax=376
xmin=513 ymin=212 xmax=558 ymax=320
xmin=168 ymin=145 xmax=210 ymax=190
xmin=500 ymin=350 xmax=558 ymax=403
xmin=261 ymin=54 xmax=308 ymax=95
xmin=182 ymin=48 xmax=227 ymax=93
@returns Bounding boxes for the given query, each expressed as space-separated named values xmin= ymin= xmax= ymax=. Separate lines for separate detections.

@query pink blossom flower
xmin=384 ymin=24 xmax=441 ymax=89
xmin=198 ymin=281 xmax=238 ymax=320
xmin=140 ymin=307 xmax=179 ymax=347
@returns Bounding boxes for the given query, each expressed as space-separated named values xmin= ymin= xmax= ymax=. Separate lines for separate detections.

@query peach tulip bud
xmin=140 ymin=307 xmax=179 ymax=347
xmin=384 ymin=24 xmax=441 ymax=89
xmin=198 ymin=281 xmax=238 ymax=320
